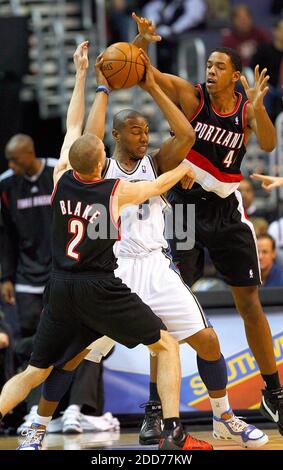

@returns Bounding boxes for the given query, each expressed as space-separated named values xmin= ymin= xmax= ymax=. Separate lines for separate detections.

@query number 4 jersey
xmin=51 ymin=170 xmax=120 ymax=274
xmin=104 ymin=156 xmax=169 ymax=257
xmin=180 ymin=83 xmax=249 ymax=199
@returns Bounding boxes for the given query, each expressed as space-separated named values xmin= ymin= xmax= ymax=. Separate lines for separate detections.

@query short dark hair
xmin=257 ymin=233 xmax=276 ymax=250
xmin=113 ymin=109 xmax=146 ymax=131
xmin=211 ymin=47 xmax=242 ymax=73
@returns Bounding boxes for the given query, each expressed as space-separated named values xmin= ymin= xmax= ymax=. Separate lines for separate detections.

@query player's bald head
xmin=69 ymin=134 xmax=105 ymax=175
xmin=5 ymin=134 xmax=37 ymax=175
xmin=113 ymin=109 xmax=146 ymax=131
xmin=5 ymin=134 xmax=35 ymax=157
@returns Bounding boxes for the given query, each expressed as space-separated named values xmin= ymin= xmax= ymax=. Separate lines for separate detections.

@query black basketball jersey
xmin=51 ymin=170 xmax=120 ymax=275
xmin=0 ymin=158 xmax=56 ymax=286
xmin=176 ymin=83 xmax=249 ymax=199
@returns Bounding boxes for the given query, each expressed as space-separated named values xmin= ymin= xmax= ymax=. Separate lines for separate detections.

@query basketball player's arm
xmin=251 ymin=174 xmax=283 ymax=192
xmin=241 ymin=66 xmax=276 ymax=152
xmin=84 ymin=55 xmax=112 ymax=140
xmin=132 ymin=12 xmax=200 ymax=118
xmin=115 ymin=161 xmax=195 ymax=212
xmin=53 ymin=41 xmax=89 ymax=185
xmin=139 ymin=52 xmax=195 ymax=173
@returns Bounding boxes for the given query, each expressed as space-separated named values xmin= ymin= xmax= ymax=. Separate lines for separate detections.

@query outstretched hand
xmin=95 ymin=54 xmax=112 ymax=91
xmin=73 ymin=41 xmax=89 ymax=71
xmin=132 ymin=12 xmax=162 ymax=42
xmin=251 ymin=173 xmax=283 ymax=192
xmin=240 ymin=65 xmax=269 ymax=110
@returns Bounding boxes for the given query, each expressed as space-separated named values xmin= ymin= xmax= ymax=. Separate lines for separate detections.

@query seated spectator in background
xmin=257 ymin=234 xmax=283 ymax=287
xmin=108 ymin=1 xmax=139 ymax=43
xmin=221 ymin=4 xmax=271 ymax=67
xmin=252 ymin=173 xmax=283 ymax=267
xmin=268 ymin=218 xmax=283 ymax=268
xmin=205 ymin=0 xmax=230 ymax=28
xmin=250 ymin=216 xmax=269 ymax=237
xmin=251 ymin=17 xmax=283 ymax=122
xmin=238 ymin=178 xmax=275 ymax=222
xmin=142 ymin=0 xmax=207 ymax=72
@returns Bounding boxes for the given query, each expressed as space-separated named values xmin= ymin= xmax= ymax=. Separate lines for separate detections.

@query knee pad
xmin=42 ymin=367 xmax=74 ymax=402
xmin=197 ymin=354 xmax=228 ymax=391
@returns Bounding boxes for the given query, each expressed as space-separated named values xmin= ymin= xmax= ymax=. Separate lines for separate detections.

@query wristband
xmin=96 ymin=85 xmax=110 ymax=95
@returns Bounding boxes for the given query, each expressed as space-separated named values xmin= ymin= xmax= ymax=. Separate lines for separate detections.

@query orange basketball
xmin=101 ymin=42 xmax=145 ymax=90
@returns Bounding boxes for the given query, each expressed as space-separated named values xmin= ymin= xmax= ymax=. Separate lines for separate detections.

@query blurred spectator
xmin=250 ymin=216 xmax=269 ymax=237
xmin=205 ymin=0 xmax=230 ymax=28
xmin=221 ymin=4 xmax=271 ymax=67
xmin=238 ymin=178 xmax=276 ymax=222
xmin=142 ymin=0 xmax=207 ymax=72
xmin=251 ymin=17 xmax=283 ymax=122
xmin=268 ymin=216 xmax=283 ymax=267
xmin=257 ymin=234 xmax=283 ymax=286
xmin=143 ymin=0 xmax=206 ymax=37
xmin=108 ymin=1 xmax=139 ymax=43
xmin=0 ymin=135 xmax=54 ymax=337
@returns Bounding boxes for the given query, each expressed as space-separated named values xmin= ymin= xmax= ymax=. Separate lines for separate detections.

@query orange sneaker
xmin=182 ymin=434 xmax=213 ymax=450
xmin=159 ymin=424 xmax=213 ymax=450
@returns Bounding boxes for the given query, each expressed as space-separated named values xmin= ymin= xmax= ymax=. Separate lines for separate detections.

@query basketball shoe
xmin=213 ymin=411 xmax=268 ymax=448
xmin=260 ymin=387 xmax=283 ymax=435
xmin=17 ymin=424 xmax=46 ymax=450
xmin=16 ymin=405 xmax=38 ymax=434
xmin=139 ymin=401 xmax=162 ymax=445
xmin=62 ymin=405 xmax=83 ymax=434
xmin=159 ymin=424 xmax=213 ymax=450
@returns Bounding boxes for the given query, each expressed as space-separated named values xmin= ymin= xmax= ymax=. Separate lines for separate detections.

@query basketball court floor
xmin=0 ymin=426 xmax=282 ymax=450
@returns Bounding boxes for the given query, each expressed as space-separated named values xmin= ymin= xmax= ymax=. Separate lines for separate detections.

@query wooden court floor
xmin=0 ymin=427 xmax=282 ymax=450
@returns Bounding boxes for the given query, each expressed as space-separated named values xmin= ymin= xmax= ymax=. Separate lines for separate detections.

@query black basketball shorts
xmin=30 ymin=272 xmax=166 ymax=369
xmin=169 ymin=188 xmax=261 ymax=287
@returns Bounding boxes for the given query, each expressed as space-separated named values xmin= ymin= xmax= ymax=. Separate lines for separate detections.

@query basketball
xmin=101 ymin=42 xmax=145 ymax=90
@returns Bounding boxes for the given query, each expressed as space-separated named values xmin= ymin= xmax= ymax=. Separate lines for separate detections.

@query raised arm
xmin=139 ymin=51 xmax=195 ymax=174
xmin=53 ymin=41 xmax=89 ymax=185
xmin=132 ymin=12 xmax=199 ymax=117
xmin=241 ymin=65 xmax=276 ymax=152
xmin=84 ymin=55 xmax=112 ymax=140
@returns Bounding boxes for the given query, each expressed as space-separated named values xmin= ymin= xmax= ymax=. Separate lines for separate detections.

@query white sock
xmin=33 ymin=413 xmax=52 ymax=427
xmin=209 ymin=394 xmax=232 ymax=419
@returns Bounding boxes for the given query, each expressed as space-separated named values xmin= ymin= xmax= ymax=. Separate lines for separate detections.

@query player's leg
xmin=186 ymin=328 xmax=268 ymax=447
xmin=82 ymin=276 xmax=212 ymax=451
xmin=142 ymin=251 xmax=268 ymax=447
xmin=17 ymin=348 xmax=91 ymax=450
xmin=148 ymin=330 xmax=212 ymax=450
xmin=206 ymin=192 xmax=282 ymax=435
xmin=231 ymin=285 xmax=283 ymax=435
xmin=0 ymin=365 xmax=52 ymax=420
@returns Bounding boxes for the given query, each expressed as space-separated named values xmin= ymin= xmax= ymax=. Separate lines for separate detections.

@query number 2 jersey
xmin=51 ymin=170 xmax=120 ymax=274
xmin=173 ymin=83 xmax=249 ymax=200
xmin=104 ymin=156 xmax=169 ymax=256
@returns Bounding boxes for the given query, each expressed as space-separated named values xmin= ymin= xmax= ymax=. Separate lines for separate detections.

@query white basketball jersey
xmin=104 ymin=156 xmax=169 ymax=256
